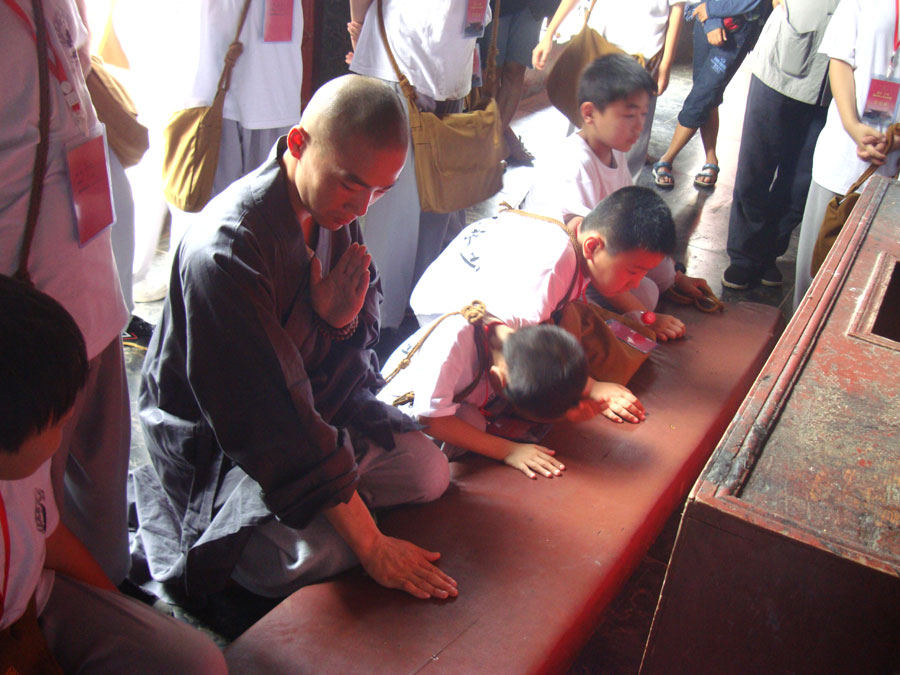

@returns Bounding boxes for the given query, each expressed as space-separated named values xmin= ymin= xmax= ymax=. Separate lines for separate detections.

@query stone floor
xmin=123 ymin=56 xmax=799 ymax=671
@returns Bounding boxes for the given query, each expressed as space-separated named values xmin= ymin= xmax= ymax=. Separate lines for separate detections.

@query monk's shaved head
xmin=300 ymin=74 xmax=408 ymax=156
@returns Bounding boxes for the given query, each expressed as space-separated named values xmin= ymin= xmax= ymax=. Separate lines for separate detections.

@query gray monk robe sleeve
xmin=135 ymin=142 xmax=408 ymax=595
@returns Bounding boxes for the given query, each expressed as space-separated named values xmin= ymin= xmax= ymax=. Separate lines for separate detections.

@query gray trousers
xmin=231 ymin=430 xmax=449 ymax=597
xmin=794 ymin=180 xmax=837 ymax=308
xmin=51 ymin=337 xmax=131 ymax=584
xmin=362 ymin=82 xmax=465 ymax=329
xmin=40 ymin=574 xmax=226 ymax=674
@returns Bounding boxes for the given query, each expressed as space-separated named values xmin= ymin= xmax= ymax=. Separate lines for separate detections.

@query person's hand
xmin=694 ymin=2 xmax=709 ymax=22
xmin=345 ymin=51 xmax=355 ymax=65
xmin=564 ymin=397 xmax=605 ymax=423
xmin=532 ymin=36 xmax=553 ymax=70
xmin=674 ymin=272 xmax=712 ymax=299
xmin=358 ymin=534 xmax=458 ymax=600
xmin=503 ymin=442 xmax=565 ymax=479
xmin=656 ymin=63 xmax=671 ymax=97
xmin=649 ymin=312 xmax=686 ymax=341
xmin=347 ymin=20 xmax=362 ymax=50
xmin=590 ymin=381 xmax=645 ymax=424
xmin=707 ymin=27 xmax=726 ymax=46
xmin=309 ymin=243 xmax=371 ymax=329
xmin=854 ymin=125 xmax=889 ymax=165
xmin=772 ymin=0 xmax=783 ymax=7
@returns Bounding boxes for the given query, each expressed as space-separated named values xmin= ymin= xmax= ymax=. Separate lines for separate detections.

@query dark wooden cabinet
xmin=642 ymin=176 xmax=900 ymax=674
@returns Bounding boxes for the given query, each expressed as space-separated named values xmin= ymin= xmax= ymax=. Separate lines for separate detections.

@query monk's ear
xmin=489 ymin=364 xmax=508 ymax=392
xmin=287 ymin=127 xmax=308 ymax=158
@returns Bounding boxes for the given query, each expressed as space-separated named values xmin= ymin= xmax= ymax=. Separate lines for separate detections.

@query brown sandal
xmin=665 ymin=285 xmax=725 ymax=313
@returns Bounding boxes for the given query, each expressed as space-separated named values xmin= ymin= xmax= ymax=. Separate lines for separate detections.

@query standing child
xmin=652 ymin=0 xmax=765 ymax=189
xmin=0 ymin=275 xmax=226 ymax=674
xmin=533 ymin=0 xmax=686 ymax=179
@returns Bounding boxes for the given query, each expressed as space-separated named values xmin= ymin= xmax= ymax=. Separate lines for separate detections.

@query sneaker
xmin=133 ymin=279 xmax=168 ymax=303
xmin=722 ymin=264 xmax=754 ymax=290
xmin=123 ymin=315 xmax=155 ymax=349
xmin=760 ymin=266 xmax=783 ymax=287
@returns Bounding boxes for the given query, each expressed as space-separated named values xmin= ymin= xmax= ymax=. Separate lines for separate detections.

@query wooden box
xmin=642 ymin=176 xmax=900 ymax=674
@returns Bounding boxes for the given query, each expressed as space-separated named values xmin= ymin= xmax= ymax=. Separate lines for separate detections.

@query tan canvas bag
xmin=545 ymin=0 xmax=645 ymax=128
xmin=376 ymin=0 xmax=506 ymax=214
xmin=161 ymin=0 xmax=252 ymax=213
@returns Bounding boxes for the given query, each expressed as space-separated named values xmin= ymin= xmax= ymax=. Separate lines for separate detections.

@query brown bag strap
xmin=214 ymin=0 xmax=254 ymax=97
xmin=385 ymin=301 xmax=492 ymax=407
xmin=583 ymin=0 xmax=598 ymax=27
xmin=499 ymin=206 xmax=581 ymax=317
xmin=16 ymin=0 xmax=52 ymax=286
xmin=842 ymin=122 xmax=900 ymax=199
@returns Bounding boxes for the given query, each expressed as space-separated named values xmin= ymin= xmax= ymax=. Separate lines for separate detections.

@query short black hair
xmin=502 ymin=325 xmax=588 ymax=420
xmin=577 ymin=54 xmax=657 ymax=110
xmin=581 ymin=185 xmax=676 ymax=256
xmin=0 ymin=275 xmax=87 ymax=453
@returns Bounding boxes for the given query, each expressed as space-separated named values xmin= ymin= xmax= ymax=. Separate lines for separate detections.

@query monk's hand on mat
xmin=590 ymin=381 xmax=645 ymax=424
xmin=673 ymin=273 xmax=711 ymax=300
xmin=648 ymin=312 xmax=686 ymax=342
xmin=310 ymin=243 xmax=371 ymax=328
xmin=359 ymin=534 xmax=458 ymax=600
xmin=503 ymin=443 xmax=565 ymax=479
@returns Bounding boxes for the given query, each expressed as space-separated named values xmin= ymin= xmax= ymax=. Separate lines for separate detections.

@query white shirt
xmin=0 ymin=461 xmax=59 ymax=629
xmin=410 ymin=211 xmax=589 ymax=328
xmin=0 ymin=0 xmax=128 ymax=359
xmin=524 ymin=134 xmax=633 ymax=222
xmin=350 ymin=0 xmax=489 ymax=101
xmin=812 ymin=0 xmax=900 ymax=194
xmin=588 ymin=0 xmax=684 ymax=59
xmin=188 ymin=0 xmax=304 ymax=129
xmin=378 ymin=315 xmax=489 ymax=419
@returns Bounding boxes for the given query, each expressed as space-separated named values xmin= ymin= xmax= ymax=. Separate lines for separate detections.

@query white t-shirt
xmin=0 ymin=460 xmax=59 ymax=630
xmin=524 ymin=134 xmax=633 ymax=222
xmin=812 ymin=0 xmax=900 ymax=194
xmin=0 ymin=0 xmax=128 ymax=359
xmin=350 ymin=0 xmax=489 ymax=101
xmin=410 ymin=211 xmax=589 ymax=328
xmin=378 ymin=315 xmax=491 ymax=419
xmin=589 ymin=0 xmax=684 ymax=59
xmin=187 ymin=0 xmax=304 ymax=129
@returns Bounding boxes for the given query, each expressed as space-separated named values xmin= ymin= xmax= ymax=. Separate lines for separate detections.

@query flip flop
xmin=652 ymin=161 xmax=674 ymax=188
xmin=665 ymin=285 xmax=725 ymax=313
xmin=694 ymin=163 xmax=720 ymax=188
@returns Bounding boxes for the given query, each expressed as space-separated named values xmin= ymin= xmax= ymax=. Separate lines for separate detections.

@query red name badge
xmin=66 ymin=133 xmax=115 ymax=247
xmin=264 ymin=0 xmax=294 ymax=42
xmin=862 ymin=77 xmax=900 ymax=127
xmin=464 ymin=0 xmax=487 ymax=37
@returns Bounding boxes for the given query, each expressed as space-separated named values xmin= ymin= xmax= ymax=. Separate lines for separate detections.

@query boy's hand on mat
xmin=674 ymin=273 xmax=711 ymax=299
xmin=310 ymin=243 xmax=371 ymax=329
xmin=706 ymin=28 xmax=726 ymax=46
xmin=359 ymin=534 xmax=458 ymax=600
xmin=590 ymin=382 xmax=645 ymax=424
xmin=504 ymin=443 xmax=565 ymax=479
xmin=649 ymin=313 xmax=686 ymax=342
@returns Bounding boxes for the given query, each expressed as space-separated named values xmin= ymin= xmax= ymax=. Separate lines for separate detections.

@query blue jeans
xmin=678 ymin=17 xmax=761 ymax=129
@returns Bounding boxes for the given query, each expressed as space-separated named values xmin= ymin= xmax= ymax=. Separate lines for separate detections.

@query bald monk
xmin=132 ymin=75 xmax=457 ymax=601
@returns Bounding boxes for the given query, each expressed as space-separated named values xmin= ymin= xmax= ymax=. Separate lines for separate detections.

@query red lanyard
xmin=0 ymin=491 xmax=10 ymax=618
xmin=4 ymin=0 xmax=83 ymax=115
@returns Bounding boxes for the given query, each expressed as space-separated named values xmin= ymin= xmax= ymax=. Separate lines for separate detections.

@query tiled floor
xmin=123 ymin=56 xmax=799 ymax=669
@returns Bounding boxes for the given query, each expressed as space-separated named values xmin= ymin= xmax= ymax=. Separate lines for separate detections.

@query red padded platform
xmin=225 ymin=302 xmax=784 ymax=674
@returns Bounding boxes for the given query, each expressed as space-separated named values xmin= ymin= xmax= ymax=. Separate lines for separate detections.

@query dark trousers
xmin=726 ymin=75 xmax=827 ymax=271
